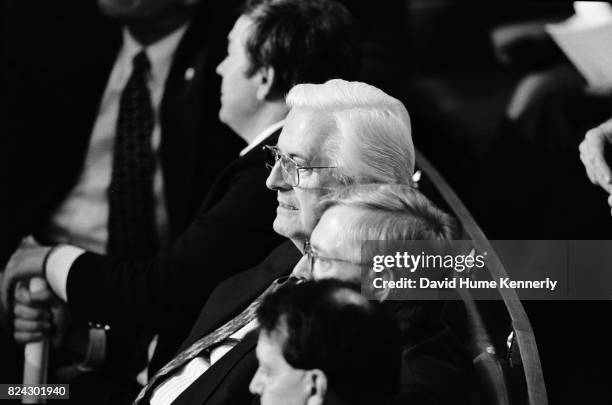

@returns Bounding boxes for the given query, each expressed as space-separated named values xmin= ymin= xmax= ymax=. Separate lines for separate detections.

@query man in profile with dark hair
xmin=239 ymin=0 xmax=359 ymax=100
xmin=250 ymin=279 xmax=401 ymax=405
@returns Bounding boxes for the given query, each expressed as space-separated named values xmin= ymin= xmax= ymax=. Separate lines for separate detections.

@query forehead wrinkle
xmin=310 ymin=112 xmax=337 ymax=165
xmin=311 ymin=210 xmax=339 ymax=251
xmin=309 ymin=237 xmax=323 ymax=253
xmin=275 ymin=136 xmax=306 ymax=162
xmin=312 ymin=206 xmax=362 ymax=262
xmin=334 ymin=204 xmax=365 ymax=234
xmin=282 ymin=108 xmax=337 ymax=165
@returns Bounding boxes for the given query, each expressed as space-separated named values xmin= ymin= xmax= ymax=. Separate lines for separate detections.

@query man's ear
xmin=305 ymin=369 xmax=327 ymax=405
xmin=368 ymin=269 xmax=392 ymax=301
xmin=256 ymin=66 xmax=275 ymax=101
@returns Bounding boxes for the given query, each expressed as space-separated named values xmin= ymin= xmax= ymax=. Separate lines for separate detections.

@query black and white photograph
xmin=1 ymin=0 xmax=611 ymax=404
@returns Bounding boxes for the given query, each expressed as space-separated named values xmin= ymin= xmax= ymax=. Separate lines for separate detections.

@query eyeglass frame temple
xmin=263 ymin=145 xmax=298 ymax=186
xmin=262 ymin=145 xmax=337 ymax=187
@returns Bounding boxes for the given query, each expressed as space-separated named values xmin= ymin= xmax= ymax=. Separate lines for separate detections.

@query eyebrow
xmin=289 ymin=153 xmax=307 ymax=162
xmin=275 ymin=144 xmax=307 ymax=162
xmin=310 ymin=242 xmax=326 ymax=256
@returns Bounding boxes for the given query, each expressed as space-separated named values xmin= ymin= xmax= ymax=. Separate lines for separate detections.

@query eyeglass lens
xmin=265 ymin=147 xmax=299 ymax=186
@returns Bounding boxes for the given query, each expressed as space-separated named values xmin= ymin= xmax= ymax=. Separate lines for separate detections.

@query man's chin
xmin=272 ymin=220 xmax=304 ymax=242
xmin=272 ymin=220 xmax=288 ymax=239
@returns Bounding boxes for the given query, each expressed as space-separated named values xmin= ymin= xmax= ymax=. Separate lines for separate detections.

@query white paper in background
xmin=546 ymin=2 xmax=612 ymax=89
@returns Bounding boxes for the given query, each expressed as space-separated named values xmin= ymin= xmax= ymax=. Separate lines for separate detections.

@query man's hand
xmin=13 ymin=280 xmax=70 ymax=348
xmin=13 ymin=280 xmax=54 ymax=344
xmin=1 ymin=241 xmax=52 ymax=311
xmin=579 ymin=118 xmax=612 ymax=194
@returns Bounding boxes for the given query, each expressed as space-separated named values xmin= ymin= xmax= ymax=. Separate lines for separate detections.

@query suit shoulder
xmin=212 ymin=241 xmax=299 ymax=295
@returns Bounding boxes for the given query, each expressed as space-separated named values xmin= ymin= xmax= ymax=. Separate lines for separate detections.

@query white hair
xmin=285 ymin=79 xmax=414 ymax=185
xmin=319 ymin=184 xmax=456 ymax=245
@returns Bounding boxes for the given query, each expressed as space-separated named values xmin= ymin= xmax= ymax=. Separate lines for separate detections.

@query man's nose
xmin=266 ymin=161 xmax=290 ymax=191
xmin=249 ymin=372 xmax=263 ymax=395
xmin=291 ymin=255 xmax=313 ymax=280
xmin=215 ymin=58 xmax=226 ymax=76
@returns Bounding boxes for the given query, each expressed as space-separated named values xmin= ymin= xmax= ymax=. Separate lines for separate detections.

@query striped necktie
xmin=134 ymin=276 xmax=299 ymax=404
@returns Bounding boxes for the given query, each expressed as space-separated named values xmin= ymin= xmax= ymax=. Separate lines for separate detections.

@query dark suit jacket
xmin=143 ymin=240 xmax=301 ymax=405
xmin=0 ymin=0 xmax=245 ymax=383
xmin=395 ymin=323 xmax=473 ymax=405
xmin=65 ymin=129 xmax=285 ymax=372
xmin=0 ymin=0 xmax=244 ymax=265
xmin=155 ymin=253 xmax=470 ymax=405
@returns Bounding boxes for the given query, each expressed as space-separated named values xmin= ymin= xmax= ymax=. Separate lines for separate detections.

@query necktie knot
xmin=132 ymin=51 xmax=151 ymax=75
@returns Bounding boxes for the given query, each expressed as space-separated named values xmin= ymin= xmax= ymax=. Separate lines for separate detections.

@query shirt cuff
xmin=46 ymin=245 xmax=86 ymax=302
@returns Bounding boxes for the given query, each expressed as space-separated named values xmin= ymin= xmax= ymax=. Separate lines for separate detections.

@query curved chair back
xmin=415 ymin=148 xmax=547 ymax=405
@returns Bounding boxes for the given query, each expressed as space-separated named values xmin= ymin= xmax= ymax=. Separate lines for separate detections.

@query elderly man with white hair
xmin=130 ymin=78 xmax=415 ymax=405
xmin=265 ymin=79 xmax=414 ymax=246
xmin=303 ymin=183 xmax=472 ymax=405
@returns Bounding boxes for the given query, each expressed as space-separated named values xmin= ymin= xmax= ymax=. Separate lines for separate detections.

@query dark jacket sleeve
xmin=65 ymin=161 xmax=283 ymax=332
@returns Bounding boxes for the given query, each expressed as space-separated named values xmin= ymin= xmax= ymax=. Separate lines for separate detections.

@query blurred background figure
xmin=250 ymin=279 xmax=402 ymax=405
xmin=397 ymin=2 xmax=612 ymax=403
xmin=0 ymin=0 xmax=245 ymax=401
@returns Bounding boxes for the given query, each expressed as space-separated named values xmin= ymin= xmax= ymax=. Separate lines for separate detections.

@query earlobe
xmin=256 ymin=66 xmax=275 ymax=100
xmin=305 ymin=370 xmax=327 ymax=405
xmin=377 ymin=270 xmax=393 ymax=301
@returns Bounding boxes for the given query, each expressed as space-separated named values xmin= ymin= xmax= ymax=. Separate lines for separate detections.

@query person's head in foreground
xmin=266 ymin=79 xmax=415 ymax=248
xmin=249 ymin=279 xmax=401 ymax=405
xmin=216 ymin=0 xmax=360 ymax=140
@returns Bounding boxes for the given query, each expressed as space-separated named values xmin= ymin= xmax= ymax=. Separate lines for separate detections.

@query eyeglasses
xmin=263 ymin=145 xmax=337 ymax=187
xmin=304 ymin=240 xmax=364 ymax=275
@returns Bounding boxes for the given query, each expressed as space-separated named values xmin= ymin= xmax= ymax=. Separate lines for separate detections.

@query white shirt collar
xmin=119 ymin=24 xmax=188 ymax=85
xmin=239 ymin=120 xmax=285 ymax=157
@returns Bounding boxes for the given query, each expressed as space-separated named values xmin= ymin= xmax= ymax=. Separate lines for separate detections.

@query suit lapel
xmin=239 ymin=127 xmax=281 ymax=163
xmin=159 ymin=16 xmax=212 ymax=237
xmin=179 ymin=240 xmax=300 ymax=352
xmin=196 ymin=128 xmax=282 ymax=211
xmin=150 ymin=241 xmax=298 ymax=404
xmin=159 ymin=2 xmax=245 ymax=236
